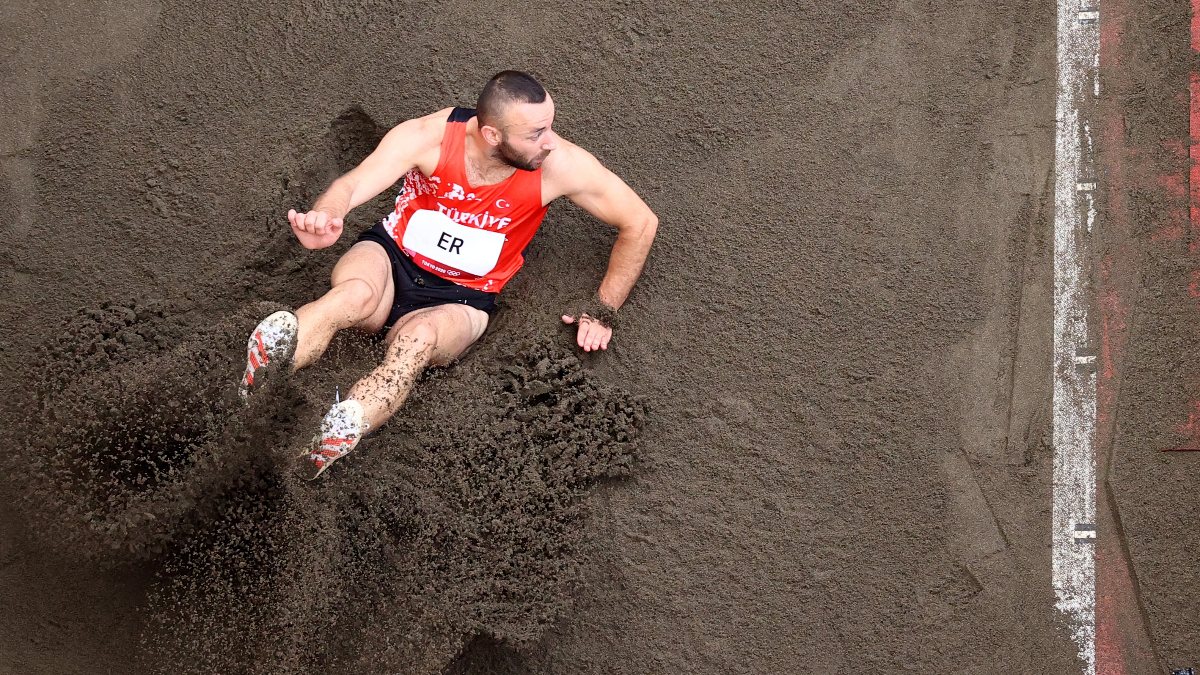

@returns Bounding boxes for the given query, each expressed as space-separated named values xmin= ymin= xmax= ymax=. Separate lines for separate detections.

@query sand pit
xmin=6 ymin=299 xmax=645 ymax=673
xmin=3 ymin=0 xmax=1199 ymax=672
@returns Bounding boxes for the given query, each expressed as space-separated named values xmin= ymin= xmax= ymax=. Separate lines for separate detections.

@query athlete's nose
xmin=542 ymin=134 xmax=558 ymax=151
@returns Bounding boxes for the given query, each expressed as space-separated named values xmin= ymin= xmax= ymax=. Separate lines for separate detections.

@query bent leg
xmin=347 ymin=303 xmax=489 ymax=431
xmin=293 ymin=241 xmax=394 ymax=370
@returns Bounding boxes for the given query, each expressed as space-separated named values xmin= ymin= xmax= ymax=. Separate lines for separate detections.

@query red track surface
xmin=1094 ymin=2 xmax=1170 ymax=671
xmin=1192 ymin=1 xmax=1200 ymax=240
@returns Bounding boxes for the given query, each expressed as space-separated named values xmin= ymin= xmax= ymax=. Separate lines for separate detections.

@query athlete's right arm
xmin=288 ymin=112 xmax=444 ymax=250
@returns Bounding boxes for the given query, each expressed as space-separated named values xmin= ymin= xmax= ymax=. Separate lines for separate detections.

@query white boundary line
xmin=1053 ymin=1 xmax=1100 ymax=672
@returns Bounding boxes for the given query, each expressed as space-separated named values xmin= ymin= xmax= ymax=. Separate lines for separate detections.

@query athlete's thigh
xmin=385 ymin=303 xmax=489 ymax=366
xmin=330 ymin=240 xmax=395 ymax=333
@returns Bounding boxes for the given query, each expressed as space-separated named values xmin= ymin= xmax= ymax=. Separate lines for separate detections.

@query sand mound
xmin=6 ymin=300 xmax=647 ymax=673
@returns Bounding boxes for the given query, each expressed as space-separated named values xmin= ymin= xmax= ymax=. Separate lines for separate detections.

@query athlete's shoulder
xmin=544 ymin=135 xmax=590 ymax=166
xmin=543 ymin=137 xmax=603 ymax=180
xmin=542 ymin=137 xmax=607 ymax=197
xmin=415 ymin=106 xmax=457 ymax=127
xmin=386 ymin=107 xmax=454 ymax=146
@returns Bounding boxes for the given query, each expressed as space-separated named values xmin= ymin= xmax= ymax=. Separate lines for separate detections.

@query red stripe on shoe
xmin=253 ymin=332 xmax=269 ymax=363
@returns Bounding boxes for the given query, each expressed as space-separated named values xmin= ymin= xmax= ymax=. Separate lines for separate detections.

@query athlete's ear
xmin=479 ymin=123 xmax=503 ymax=147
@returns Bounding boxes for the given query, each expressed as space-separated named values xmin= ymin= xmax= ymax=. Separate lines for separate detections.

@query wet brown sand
xmin=0 ymin=0 xmax=1161 ymax=672
xmin=4 ymin=299 xmax=645 ymax=673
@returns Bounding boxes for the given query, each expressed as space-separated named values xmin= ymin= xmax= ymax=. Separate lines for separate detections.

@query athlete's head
xmin=477 ymin=70 xmax=557 ymax=171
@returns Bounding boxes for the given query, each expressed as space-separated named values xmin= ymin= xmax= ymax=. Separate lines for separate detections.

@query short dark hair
xmin=476 ymin=70 xmax=547 ymax=128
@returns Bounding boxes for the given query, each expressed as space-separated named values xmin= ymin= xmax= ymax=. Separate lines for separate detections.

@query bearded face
xmin=496 ymin=134 xmax=551 ymax=171
xmin=484 ymin=95 xmax=556 ymax=171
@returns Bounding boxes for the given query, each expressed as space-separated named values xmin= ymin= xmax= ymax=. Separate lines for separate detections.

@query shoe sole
xmin=239 ymin=311 xmax=298 ymax=399
xmin=303 ymin=437 xmax=357 ymax=480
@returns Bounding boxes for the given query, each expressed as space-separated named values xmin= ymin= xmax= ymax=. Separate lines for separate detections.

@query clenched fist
xmin=288 ymin=208 xmax=344 ymax=250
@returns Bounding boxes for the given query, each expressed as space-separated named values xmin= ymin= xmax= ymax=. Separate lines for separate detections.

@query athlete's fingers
xmin=599 ymin=330 xmax=611 ymax=350
xmin=579 ymin=319 xmax=601 ymax=351
xmin=576 ymin=321 xmax=588 ymax=349
xmin=288 ymin=209 xmax=298 ymax=227
xmin=561 ymin=314 xmax=577 ymax=325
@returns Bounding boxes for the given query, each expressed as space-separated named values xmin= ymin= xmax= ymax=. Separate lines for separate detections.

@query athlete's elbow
xmin=637 ymin=213 xmax=658 ymax=243
xmin=610 ymin=209 xmax=656 ymax=244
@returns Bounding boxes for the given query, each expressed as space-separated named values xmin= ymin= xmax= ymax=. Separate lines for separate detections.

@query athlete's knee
xmin=464 ymin=307 xmax=488 ymax=341
xmin=329 ymin=277 xmax=381 ymax=319
xmin=405 ymin=320 xmax=439 ymax=350
xmin=388 ymin=319 xmax=438 ymax=359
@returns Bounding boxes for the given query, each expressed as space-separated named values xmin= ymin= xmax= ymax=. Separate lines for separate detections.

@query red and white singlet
xmin=381 ymin=107 xmax=549 ymax=293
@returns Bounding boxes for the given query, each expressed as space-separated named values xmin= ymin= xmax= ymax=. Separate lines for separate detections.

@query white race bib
xmin=401 ymin=209 xmax=505 ymax=277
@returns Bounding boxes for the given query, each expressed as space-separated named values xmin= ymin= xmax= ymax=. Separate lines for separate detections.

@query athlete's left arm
xmin=552 ymin=144 xmax=659 ymax=352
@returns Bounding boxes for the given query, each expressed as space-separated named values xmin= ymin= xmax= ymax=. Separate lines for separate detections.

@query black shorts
xmin=355 ymin=222 xmax=499 ymax=332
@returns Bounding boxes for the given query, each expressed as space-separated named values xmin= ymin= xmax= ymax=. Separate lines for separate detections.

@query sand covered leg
xmin=304 ymin=304 xmax=486 ymax=478
xmin=293 ymin=241 xmax=394 ymax=369
xmin=349 ymin=304 xmax=489 ymax=432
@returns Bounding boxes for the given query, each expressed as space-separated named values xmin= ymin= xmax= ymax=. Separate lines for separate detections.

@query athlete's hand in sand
xmin=562 ymin=313 xmax=612 ymax=352
xmin=288 ymin=208 xmax=344 ymax=250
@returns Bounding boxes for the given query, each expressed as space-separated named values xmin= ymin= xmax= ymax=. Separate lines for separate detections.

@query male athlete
xmin=239 ymin=71 xmax=658 ymax=478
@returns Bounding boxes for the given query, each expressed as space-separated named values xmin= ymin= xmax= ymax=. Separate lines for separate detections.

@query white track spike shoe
xmin=307 ymin=399 xmax=368 ymax=480
xmin=238 ymin=310 xmax=299 ymax=400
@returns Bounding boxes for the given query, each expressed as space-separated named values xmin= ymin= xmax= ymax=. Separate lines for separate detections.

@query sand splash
xmin=7 ymin=300 xmax=648 ymax=673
